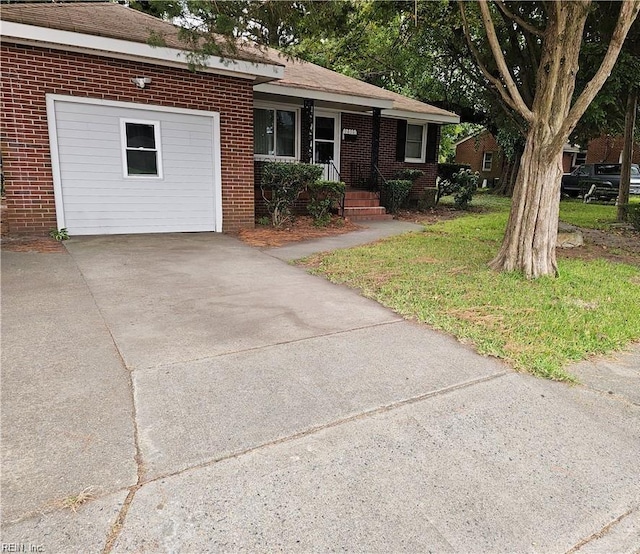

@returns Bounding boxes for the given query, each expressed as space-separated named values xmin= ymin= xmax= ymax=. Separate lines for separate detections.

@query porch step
xmin=346 ymin=213 xmax=394 ymax=222
xmin=344 ymin=198 xmax=381 ymax=207
xmin=344 ymin=190 xmax=379 ymax=200
xmin=343 ymin=206 xmax=391 ymax=219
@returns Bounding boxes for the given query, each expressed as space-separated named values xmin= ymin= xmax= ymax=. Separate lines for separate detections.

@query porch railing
xmin=325 ymin=159 xmax=345 ymax=217
xmin=349 ymin=161 xmax=387 ymax=200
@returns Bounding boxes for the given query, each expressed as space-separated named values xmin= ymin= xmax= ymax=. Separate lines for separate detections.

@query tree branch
xmin=556 ymin=0 xmax=640 ymax=148
xmin=478 ymin=0 xmax=534 ymax=122
xmin=495 ymin=0 xmax=544 ymax=37
xmin=458 ymin=1 xmax=520 ymax=115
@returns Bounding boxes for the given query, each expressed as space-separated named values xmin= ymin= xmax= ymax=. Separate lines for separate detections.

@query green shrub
xmin=450 ymin=168 xmax=479 ymax=209
xmin=624 ymin=203 xmax=640 ymax=231
xmin=417 ymin=188 xmax=438 ymax=210
xmin=436 ymin=163 xmax=471 ymax=205
xmin=437 ymin=163 xmax=471 ymax=182
xmin=393 ymin=169 xmax=424 ymax=182
xmin=307 ymin=180 xmax=346 ymax=226
xmin=380 ymin=179 xmax=413 ymax=214
xmin=261 ymin=162 xmax=323 ymax=227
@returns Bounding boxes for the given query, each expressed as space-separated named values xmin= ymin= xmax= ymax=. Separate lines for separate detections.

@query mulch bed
xmin=236 ymin=216 xmax=361 ymax=247
xmin=1 ymin=236 xmax=67 ymax=253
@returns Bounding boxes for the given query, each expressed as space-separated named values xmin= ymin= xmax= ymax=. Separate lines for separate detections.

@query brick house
xmin=456 ymin=129 xmax=640 ymax=182
xmin=1 ymin=2 xmax=458 ymax=236
xmin=453 ymin=130 xmax=503 ymax=184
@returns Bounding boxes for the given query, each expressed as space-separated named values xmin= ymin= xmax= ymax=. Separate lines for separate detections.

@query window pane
xmin=126 ymin=123 xmax=156 ymax=149
xmin=127 ymin=150 xmax=158 ymax=175
xmin=405 ymin=124 xmax=423 ymax=159
xmin=405 ymin=141 xmax=422 ymax=160
xmin=276 ymin=110 xmax=296 ymax=157
xmin=254 ymin=108 xmax=274 ymax=155
xmin=315 ymin=141 xmax=334 ymax=163
xmin=407 ymin=124 xmax=423 ymax=141
xmin=315 ymin=116 xmax=334 ymax=141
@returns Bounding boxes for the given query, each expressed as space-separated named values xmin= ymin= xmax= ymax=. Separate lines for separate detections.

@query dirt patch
xmin=236 ymin=216 xmax=361 ymax=248
xmin=557 ymin=226 xmax=640 ymax=266
xmin=1 ymin=236 xmax=66 ymax=253
xmin=395 ymin=205 xmax=463 ymax=225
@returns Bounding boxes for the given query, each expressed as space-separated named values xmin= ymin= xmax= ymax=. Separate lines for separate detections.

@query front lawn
xmin=302 ymin=205 xmax=640 ymax=381
xmin=558 ymin=196 xmax=640 ymax=229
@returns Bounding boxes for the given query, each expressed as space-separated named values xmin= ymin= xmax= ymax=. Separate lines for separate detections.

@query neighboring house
xmin=455 ymin=129 xmax=640 ymax=182
xmin=453 ymin=130 xmax=503 ymax=183
xmin=1 ymin=2 xmax=458 ymax=236
xmin=585 ymin=135 xmax=640 ymax=165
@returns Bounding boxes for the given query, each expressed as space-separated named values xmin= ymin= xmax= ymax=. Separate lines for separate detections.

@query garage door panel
xmin=51 ymin=98 xmax=220 ymax=235
xmin=56 ymin=129 xmax=120 ymax=143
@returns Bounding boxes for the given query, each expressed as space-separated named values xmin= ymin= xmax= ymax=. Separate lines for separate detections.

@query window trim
xmin=120 ymin=118 xmax=163 ymax=179
xmin=253 ymin=102 xmax=301 ymax=161
xmin=482 ymin=151 xmax=493 ymax=172
xmin=404 ymin=122 xmax=427 ymax=164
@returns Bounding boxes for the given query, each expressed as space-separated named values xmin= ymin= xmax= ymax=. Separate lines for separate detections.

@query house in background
xmin=1 ymin=2 xmax=458 ymax=236
xmin=453 ymin=130 xmax=504 ymax=185
xmin=455 ymin=129 xmax=640 ymax=184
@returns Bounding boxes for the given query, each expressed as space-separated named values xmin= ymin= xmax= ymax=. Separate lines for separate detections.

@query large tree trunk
xmin=488 ymin=2 xmax=589 ymax=278
xmin=489 ymin=124 xmax=563 ymax=278
xmin=467 ymin=0 xmax=640 ymax=278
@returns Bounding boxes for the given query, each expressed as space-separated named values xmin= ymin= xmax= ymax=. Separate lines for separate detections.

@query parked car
xmin=561 ymin=163 xmax=640 ymax=200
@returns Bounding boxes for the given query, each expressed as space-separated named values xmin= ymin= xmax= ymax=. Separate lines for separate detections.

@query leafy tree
xmin=139 ymin=0 xmax=639 ymax=277
xmin=456 ymin=1 xmax=639 ymax=278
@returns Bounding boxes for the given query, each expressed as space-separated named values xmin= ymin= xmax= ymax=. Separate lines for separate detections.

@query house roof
xmin=453 ymin=129 xmax=489 ymax=148
xmin=1 ymin=2 xmax=283 ymax=82
xmin=257 ymin=49 xmax=459 ymax=123
xmin=1 ymin=2 xmax=459 ymax=124
xmin=0 ymin=2 xmax=271 ymax=66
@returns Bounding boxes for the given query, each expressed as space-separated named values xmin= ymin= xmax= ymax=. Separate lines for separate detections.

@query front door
xmin=313 ymin=112 xmax=340 ymax=181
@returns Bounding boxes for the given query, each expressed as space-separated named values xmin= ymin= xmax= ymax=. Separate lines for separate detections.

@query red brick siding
xmin=1 ymin=43 xmax=254 ymax=235
xmin=454 ymin=131 xmax=503 ymax=181
xmin=341 ymin=113 xmax=439 ymax=200
xmin=586 ymin=135 xmax=640 ymax=164
xmin=252 ymin=112 xmax=441 ymax=215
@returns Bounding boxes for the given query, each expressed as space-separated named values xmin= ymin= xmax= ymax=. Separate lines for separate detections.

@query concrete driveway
xmin=2 ymin=232 xmax=639 ymax=553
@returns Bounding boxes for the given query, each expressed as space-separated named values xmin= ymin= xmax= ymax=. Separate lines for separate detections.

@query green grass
xmin=303 ymin=208 xmax=640 ymax=381
xmin=559 ymin=197 xmax=640 ymax=229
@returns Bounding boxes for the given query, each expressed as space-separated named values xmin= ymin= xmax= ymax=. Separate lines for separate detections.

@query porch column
xmin=371 ymin=107 xmax=381 ymax=185
xmin=302 ymin=99 xmax=314 ymax=163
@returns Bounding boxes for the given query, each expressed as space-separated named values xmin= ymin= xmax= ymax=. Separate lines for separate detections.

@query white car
xmin=630 ymin=164 xmax=640 ymax=195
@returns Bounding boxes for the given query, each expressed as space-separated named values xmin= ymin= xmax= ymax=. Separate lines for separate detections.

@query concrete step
xmin=343 ymin=206 xmax=387 ymax=215
xmin=346 ymin=213 xmax=394 ymax=221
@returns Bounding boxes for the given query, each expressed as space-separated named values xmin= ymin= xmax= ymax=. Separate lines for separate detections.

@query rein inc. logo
xmin=1 ymin=545 xmax=45 ymax=553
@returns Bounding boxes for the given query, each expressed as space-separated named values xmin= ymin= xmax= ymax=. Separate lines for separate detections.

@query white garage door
xmin=47 ymin=95 xmax=222 ymax=235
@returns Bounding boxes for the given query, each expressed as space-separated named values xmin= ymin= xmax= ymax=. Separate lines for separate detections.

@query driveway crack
xmin=65 ymin=247 xmax=145 ymax=553
xmin=565 ymin=506 xmax=638 ymax=553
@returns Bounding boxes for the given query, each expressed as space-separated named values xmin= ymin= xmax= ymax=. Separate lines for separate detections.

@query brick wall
xmin=586 ymin=135 xmax=640 ymax=164
xmin=1 ymin=43 xmax=255 ymax=234
xmin=455 ymin=131 xmax=504 ymax=181
xmin=341 ymin=113 xmax=439 ymax=200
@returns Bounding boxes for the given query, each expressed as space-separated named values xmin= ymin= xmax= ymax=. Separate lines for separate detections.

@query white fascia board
xmin=383 ymin=108 xmax=460 ymax=125
xmin=3 ymin=21 xmax=284 ymax=82
xmin=254 ymin=83 xmax=393 ymax=110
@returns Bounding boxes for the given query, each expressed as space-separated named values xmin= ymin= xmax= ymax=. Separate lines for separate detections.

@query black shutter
xmin=396 ymin=120 xmax=407 ymax=161
xmin=425 ymin=123 xmax=439 ymax=163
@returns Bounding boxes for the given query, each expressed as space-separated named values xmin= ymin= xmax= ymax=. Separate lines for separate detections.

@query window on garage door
xmin=121 ymin=119 xmax=163 ymax=178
